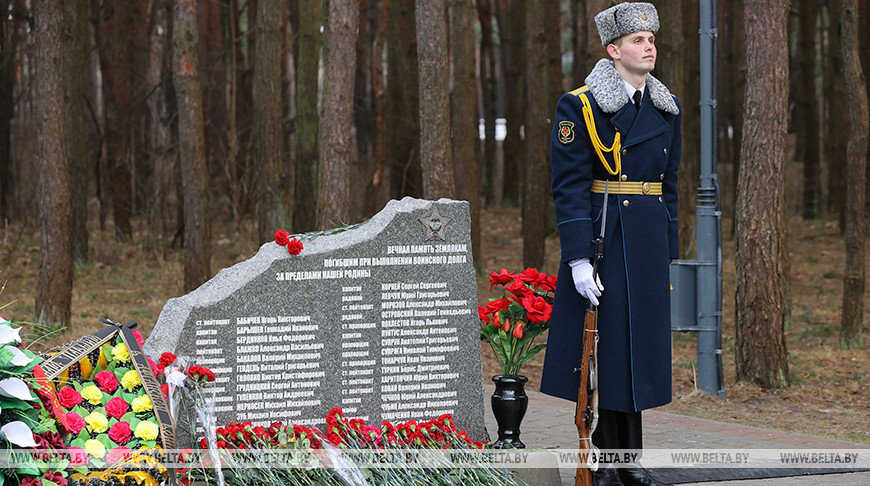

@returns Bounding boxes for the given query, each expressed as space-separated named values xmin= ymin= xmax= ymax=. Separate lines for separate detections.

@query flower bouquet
xmin=478 ymin=268 xmax=556 ymax=378
xmin=478 ymin=268 xmax=555 ymax=448
xmin=173 ymin=407 xmax=526 ymax=486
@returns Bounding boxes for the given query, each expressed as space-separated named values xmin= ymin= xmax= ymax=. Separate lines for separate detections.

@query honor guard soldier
xmin=541 ymin=2 xmax=680 ymax=485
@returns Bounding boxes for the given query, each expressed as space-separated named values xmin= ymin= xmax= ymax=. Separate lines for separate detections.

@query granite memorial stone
xmin=144 ymin=197 xmax=487 ymax=440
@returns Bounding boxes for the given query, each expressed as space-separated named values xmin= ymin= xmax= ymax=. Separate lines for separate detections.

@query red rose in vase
xmin=522 ymin=293 xmax=553 ymax=324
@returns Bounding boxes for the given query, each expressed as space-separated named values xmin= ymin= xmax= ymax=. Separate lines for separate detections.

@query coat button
xmin=622 ymin=148 xmax=628 ymax=155
xmin=623 ymin=200 xmax=629 ymax=207
xmin=620 ymin=174 xmax=628 ymax=181
xmin=664 ymin=148 xmax=668 ymax=155
xmin=660 ymin=173 xmax=665 ymax=180
xmin=659 ymin=196 xmax=663 ymax=203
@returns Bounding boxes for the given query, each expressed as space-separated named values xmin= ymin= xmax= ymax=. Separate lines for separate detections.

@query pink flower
xmin=106 ymin=446 xmax=132 ymax=465
xmin=57 ymin=386 xmax=82 ymax=409
xmin=68 ymin=447 xmax=88 ymax=466
xmin=131 ymin=330 xmax=144 ymax=347
xmin=105 ymin=396 xmax=130 ymax=419
xmin=94 ymin=370 xmax=119 ymax=393
xmin=108 ymin=421 xmax=132 ymax=444
xmin=147 ymin=357 xmax=160 ymax=377
xmin=65 ymin=412 xmax=86 ymax=435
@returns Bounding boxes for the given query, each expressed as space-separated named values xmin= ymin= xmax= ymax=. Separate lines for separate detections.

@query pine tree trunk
xmin=254 ymin=0 xmax=288 ymax=243
xmin=0 ymin=0 xmax=17 ymax=223
xmin=386 ymin=0 xmax=421 ymax=200
xmin=69 ymin=1 xmax=90 ymax=264
xmin=353 ymin=0 xmax=374 ymax=222
xmin=522 ymin=0 xmax=547 ymax=269
xmin=415 ymin=0 xmax=455 ymax=199
xmin=477 ymin=0 xmax=498 ymax=207
xmin=451 ymin=0 xmax=480 ymax=266
xmin=825 ymin=3 xmax=848 ymax=231
xmin=799 ymin=0 xmax=820 ymax=219
xmin=34 ymin=0 xmax=81 ymax=329
xmin=501 ymin=0 xmax=525 ymax=206
xmin=364 ymin=0 xmax=391 ymax=217
xmin=317 ymin=0 xmax=358 ymax=228
xmin=197 ymin=0 xmax=228 ymax=201
xmin=677 ymin=0 xmax=700 ymax=258
xmin=839 ymin=0 xmax=867 ymax=349
xmin=173 ymin=0 xmax=211 ymax=292
xmin=95 ymin=0 xmax=134 ymax=240
xmin=735 ymin=0 xmax=791 ymax=388
xmin=294 ymin=0 xmax=321 ymax=232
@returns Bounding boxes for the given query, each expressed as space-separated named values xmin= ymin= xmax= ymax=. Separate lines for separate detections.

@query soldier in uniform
xmin=540 ymin=3 xmax=679 ymax=485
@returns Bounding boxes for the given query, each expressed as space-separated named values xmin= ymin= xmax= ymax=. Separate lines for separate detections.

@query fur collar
xmin=584 ymin=59 xmax=679 ymax=115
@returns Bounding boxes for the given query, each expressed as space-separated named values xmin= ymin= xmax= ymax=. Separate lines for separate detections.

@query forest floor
xmin=1 ymin=206 xmax=868 ymax=444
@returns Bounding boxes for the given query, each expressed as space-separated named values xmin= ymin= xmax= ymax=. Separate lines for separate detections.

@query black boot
xmin=618 ymin=466 xmax=662 ymax=486
xmin=592 ymin=465 xmax=623 ymax=486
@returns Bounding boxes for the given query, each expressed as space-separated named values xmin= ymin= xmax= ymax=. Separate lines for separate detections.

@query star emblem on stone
xmin=418 ymin=208 xmax=451 ymax=242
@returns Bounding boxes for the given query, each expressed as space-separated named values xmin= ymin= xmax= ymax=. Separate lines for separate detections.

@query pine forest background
xmin=0 ymin=0 xmax=868 ymax=393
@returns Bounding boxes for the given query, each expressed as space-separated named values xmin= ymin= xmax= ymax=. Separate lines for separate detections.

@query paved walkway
xmin=482 ymin=385 xmax=870 ymax=485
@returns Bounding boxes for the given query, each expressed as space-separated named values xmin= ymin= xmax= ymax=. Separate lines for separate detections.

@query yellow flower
xmin=84 ymin=439 xmax=106 ymax=458
xmin=131 ymin=394 xmax=153 ymax=412
xmin=111 ymin=342 xmax=130 ymax=363
xmin=85 ymin=411 xmax=109 ymax=433
xmin=134 ymin=421 xmax=159 ymax=441
xmin=80 ymin=385 xmax=103 ymax=405
xmin=121 ymin=370 xmax=141 ymax=391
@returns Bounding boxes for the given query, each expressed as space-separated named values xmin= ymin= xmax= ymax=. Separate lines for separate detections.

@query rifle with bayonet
xmin=574 ymin=184 xmax=608 ymax=486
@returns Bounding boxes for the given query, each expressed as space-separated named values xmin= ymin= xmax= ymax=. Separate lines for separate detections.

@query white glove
xmin=570 ymin=258 xmax=604 ymax=306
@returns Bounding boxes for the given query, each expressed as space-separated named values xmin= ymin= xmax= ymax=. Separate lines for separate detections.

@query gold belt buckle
xmin=641 ymin=182 xmax=651 ymax=195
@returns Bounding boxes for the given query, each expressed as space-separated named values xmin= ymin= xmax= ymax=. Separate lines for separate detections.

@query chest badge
xmin=558 ymin=121 xmax=575 ymax=144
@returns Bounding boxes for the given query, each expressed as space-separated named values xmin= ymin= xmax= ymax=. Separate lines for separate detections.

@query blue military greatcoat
xmin=540 ymin=59 xmax=681 ymax=413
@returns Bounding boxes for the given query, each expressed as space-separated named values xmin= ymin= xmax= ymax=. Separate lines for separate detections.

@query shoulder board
xmin=569 ymin=85 xmax=590 ymax=97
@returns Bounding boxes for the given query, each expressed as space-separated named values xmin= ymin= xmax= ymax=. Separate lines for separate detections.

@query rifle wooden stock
xmin=574 ymin=306 xmax=599 ymax=486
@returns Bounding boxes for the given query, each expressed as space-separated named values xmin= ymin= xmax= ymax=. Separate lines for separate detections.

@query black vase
xmin=490 ymin=375 xmax=529 ymax=449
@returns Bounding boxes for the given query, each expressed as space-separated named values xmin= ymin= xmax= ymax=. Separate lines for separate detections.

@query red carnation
xmin=286 ymin=238 xmax=303 ymax=255
xmin=274 ymin=229 xmax=290 ymax=246
xmin=108 ymin=421 xmax=133 ymax=444
xmin=94 ymin=370 xmax=119 ymax=393
xmin=160 ymin=352 xmax=177 ymax=366
xmin=105 ymin=396 xmax=129 ymax=419
xmin=188 ymin=365 xmax=216 ymax=382
xmin=522 ymin=293 xmax=553 ymax=323
xmin=57 ymin=386 xmax=82 ymax=409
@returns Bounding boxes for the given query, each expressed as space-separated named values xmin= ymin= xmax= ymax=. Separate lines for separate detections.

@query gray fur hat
xmin=594 ymin=2 xmax=660 ymax=46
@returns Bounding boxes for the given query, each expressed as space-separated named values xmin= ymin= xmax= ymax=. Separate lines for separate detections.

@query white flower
xmin=167 ymin=370 xmax=187 ymax=387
